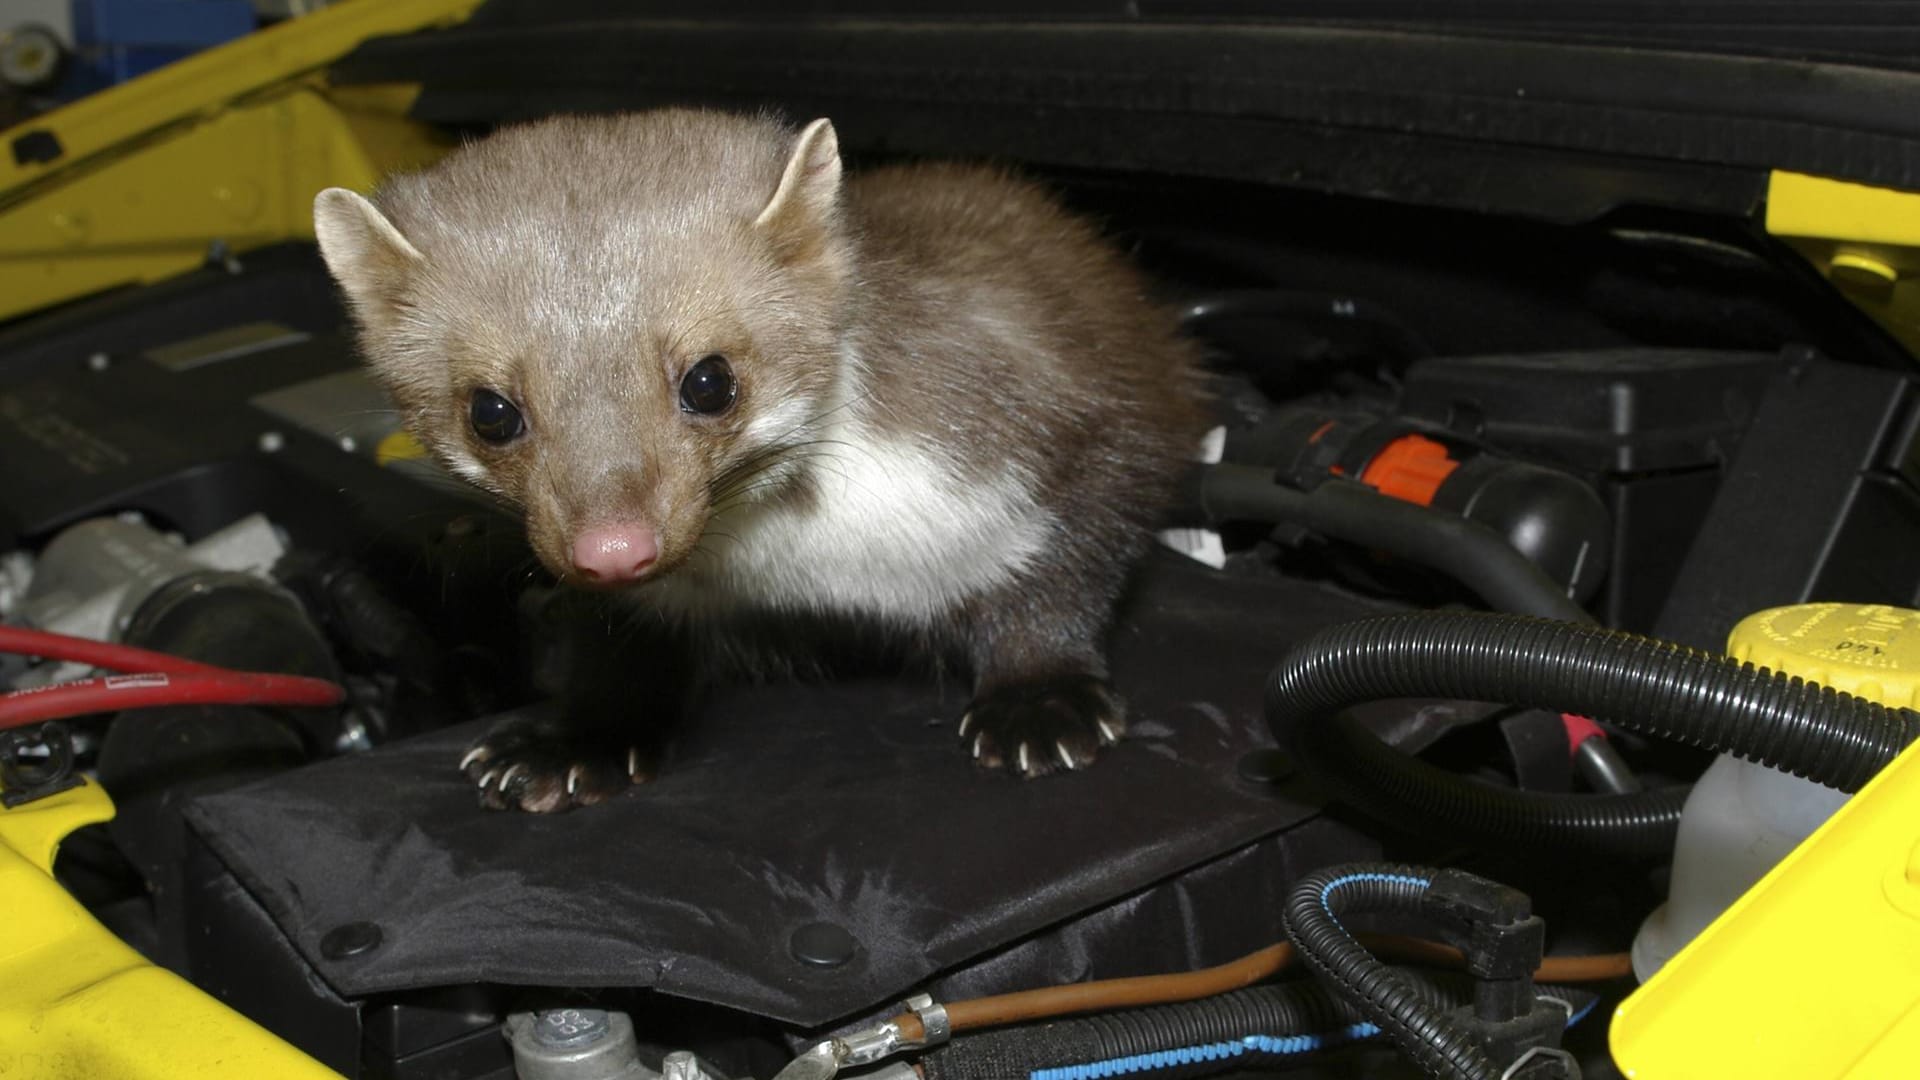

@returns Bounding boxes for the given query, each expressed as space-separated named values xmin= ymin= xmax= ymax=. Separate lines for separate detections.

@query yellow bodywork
xmin=1612 ymin=605 xmax=1920 ymax=1078
xmin=0 ymin=0 xmax=479 ymax=323
xmin=0 ymin=780 xmax=343 ymax=1078
xmin=1767 ymin=169 xmax=1920 ymax=358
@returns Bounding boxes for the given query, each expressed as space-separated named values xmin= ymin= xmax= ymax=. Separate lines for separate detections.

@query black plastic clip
xmin=1422 ymin=869 xmax=1577 ymax=1078
xmin=1 ymin=720 xmax=85 ymax=807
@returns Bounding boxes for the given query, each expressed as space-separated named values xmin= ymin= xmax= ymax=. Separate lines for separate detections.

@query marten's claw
xmin=962 ymin=674 xmax=1126 ymax=780
xmin=458 ymin=712 xmax=655 ymax=812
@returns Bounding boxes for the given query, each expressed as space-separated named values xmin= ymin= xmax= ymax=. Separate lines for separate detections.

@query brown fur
xmin=315 ymin=109 xmax=1208 ymax=802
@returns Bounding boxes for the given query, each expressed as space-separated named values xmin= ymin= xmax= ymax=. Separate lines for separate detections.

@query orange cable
xmin=890 ymin=936 xmax=1631 ymax=1039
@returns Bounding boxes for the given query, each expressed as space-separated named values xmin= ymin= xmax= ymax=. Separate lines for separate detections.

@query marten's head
xmin=315 ymin=110 xmax=850 ymax=588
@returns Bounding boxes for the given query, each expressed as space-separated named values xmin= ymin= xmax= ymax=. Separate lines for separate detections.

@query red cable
xmin=0 ymin=671 xmax=344 ymax=732
xmin=0 ymin=625 xmax=230 ymax=676
xmin=1561 ymin=713 xmax=1606 ymax=753
xmin=0 ymin=624 xmax=346 ymax=732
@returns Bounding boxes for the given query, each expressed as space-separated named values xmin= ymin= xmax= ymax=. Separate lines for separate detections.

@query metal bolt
xmin=338 ymin=435 xmax=358 ymax=453
xmin=661 ymin=1050 xmax=709 ymax=1080
xmin=789 ymin=921 xmax=857 ymax=968
xmin=532 ymin=1007 xmax=610 ymax=1049
xmin=258 ymin=431 xmax=285 ymax=453
xmin=334 ymin=713 xmax=372 ymax=754
xmin=86 ymin=351 xmax=111 ymax=372
xmin=320 ymin=921 xmax=382 ymax=960
xmin=1236 ymin=748 xmax=1296 ymax=785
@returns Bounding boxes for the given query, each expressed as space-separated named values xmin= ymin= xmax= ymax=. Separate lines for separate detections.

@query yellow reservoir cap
xmin=1726 ymin=603 xmax=1920 ymax=710
xmin=1612 ymin=604 xmax=1920 ymax=1079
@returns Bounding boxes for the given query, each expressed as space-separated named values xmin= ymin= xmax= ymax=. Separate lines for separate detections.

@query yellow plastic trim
xmin=0 ymin=0 xmax=480 ymax=322
xmin=1612 ymin=604 xmax=1920 ymax=1079
xmin=0 ymin=780 xmax=343 ymax=1078
xmin=1766 ymin=170 xmax=1920 ymax=358
xmin=1612 ymin=737 xmax=1920 ymax=1078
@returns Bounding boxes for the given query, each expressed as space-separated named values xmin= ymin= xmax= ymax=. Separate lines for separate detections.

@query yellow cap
xmin=1726 ymin=603 xmax=1920 ymax=710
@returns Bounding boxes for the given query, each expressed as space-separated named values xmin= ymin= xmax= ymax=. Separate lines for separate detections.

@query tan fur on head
xmin=311 ymin=110 xmax=854 ymax=587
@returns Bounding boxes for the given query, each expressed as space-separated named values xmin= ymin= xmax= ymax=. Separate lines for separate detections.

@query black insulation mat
xmin=185 ymin=557 xmax=1391 ymax=1027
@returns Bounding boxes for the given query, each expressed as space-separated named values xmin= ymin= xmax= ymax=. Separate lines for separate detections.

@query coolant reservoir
xmin=1631 ymin=602 xmax=1920 ymax=979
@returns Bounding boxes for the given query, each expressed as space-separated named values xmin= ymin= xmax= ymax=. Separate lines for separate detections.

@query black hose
xmin=919 ymin=968 xmax=1595 ymax=1080
xmin=1282 ymin=865 xmax=1500 ymax=1080
xmin=1190 ymin=464 xmax=1592 ymax=624
xmin=1267 ymin=612 xmax=1920 ymax=858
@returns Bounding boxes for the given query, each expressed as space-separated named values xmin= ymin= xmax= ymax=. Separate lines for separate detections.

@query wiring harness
xmin=0 ymin=624 xmax=344 ymax=804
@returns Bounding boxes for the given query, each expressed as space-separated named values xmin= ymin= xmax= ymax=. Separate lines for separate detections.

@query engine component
xmin=1282 ymin=864 xmax=1578 ymax=1080
xmin=0 ymin=719 xmax=79 ymax=806
xmin=1562 ymin=716 xmax=1641 ymax=795
xmin=0 ymin=622 xmax=342 ymax=739
xmin=1653 ymin=356 xmax=1920 ymax=652
xmin=1185 ymin=463 xmax=1591 ymax=623
xmin=1265 ymin=611 xmax=1920 ymax=858
xmin=90 ymin=569 xmax=343 ymax=904
xmin=919 ymin=970 xmax=1595 ymax=1080
xmin=504 ymin=1009 xmax=655 ymax=1080
xmin=8 ymin=513 xmax=286 ymax=686
xmin=770 ymin=995 xmax=949 ymax=1080
xmin=1634 ymin=602 xmax=1920 ymax=978
xmin=1612 ymin=614 xmax=1920 ymax=1077
xmin=1239 ymin=406 xmax=1612 ymax=604
xmin=1395 ymin=349 xmax=1782 ymax=631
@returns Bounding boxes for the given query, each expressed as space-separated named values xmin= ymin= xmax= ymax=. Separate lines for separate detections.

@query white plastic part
xmin=1631 ymin=752 xmax=1849 ymax=980
xmin=1157 ymin=425 xmax=1228 ymax=568
xmin=11 ymin=513 xmax=286 ymax=687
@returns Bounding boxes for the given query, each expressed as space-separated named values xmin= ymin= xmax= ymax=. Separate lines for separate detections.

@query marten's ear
xmin=313 ymin=188 xmax=424 ymax=321
xmin=754 ymin=118 xmax=842 ymax=262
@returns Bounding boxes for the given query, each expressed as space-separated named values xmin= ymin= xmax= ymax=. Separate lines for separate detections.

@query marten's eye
xmin=680 ymin=355 xmax=736 ymax=415
xmin=469 ymin=389 xmax=526 ymax=444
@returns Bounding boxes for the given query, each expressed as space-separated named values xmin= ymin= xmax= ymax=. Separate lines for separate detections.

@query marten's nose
xmin=571 ymin=524 xmax=659 ymax=583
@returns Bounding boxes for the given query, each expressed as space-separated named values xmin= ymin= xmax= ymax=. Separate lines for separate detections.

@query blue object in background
xmin=69 ymin=0 xmax=255 ymax=89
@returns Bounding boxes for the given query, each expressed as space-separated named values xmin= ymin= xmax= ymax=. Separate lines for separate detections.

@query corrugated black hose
xmin=1266 ymin=612 xmax=1920 ymax=859
xmin=1282 ymin=865 xmax=1511 ymax=1080
xmin=1186 ymin=462 xmax=1593 ymax=625
xmin=919 ymin=967 xmax=1595 ymax=1080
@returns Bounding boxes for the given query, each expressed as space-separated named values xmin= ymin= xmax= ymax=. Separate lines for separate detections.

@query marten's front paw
xmin=961 ymin=674 xmax=1125 ymax=779
xmin=459 ymin=714 xmax=655 ymax=813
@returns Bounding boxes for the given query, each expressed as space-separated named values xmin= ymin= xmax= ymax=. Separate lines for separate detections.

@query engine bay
xmin=6 ymin=16 xmax=1920 ymax=1078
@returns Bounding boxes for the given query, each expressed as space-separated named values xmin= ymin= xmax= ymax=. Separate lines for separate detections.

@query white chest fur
xmin=653 ymin=419 xmax=1055 ymax=624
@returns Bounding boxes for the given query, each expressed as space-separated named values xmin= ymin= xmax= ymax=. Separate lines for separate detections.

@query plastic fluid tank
xmin=1632 ymin=602 xmax=1920 ymax=980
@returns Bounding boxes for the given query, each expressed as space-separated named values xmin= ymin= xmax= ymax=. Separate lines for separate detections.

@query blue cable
xmin=1029 ymin=1022 xmax=1380 ymax=1080
xmin=1027 ymin=989 xmax=1599 ymax=1080
xmin=1318 ymin=870 xmax=1432 ymax=918
xmin=1032 ymin=873 xmax=1595 ymax=1080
